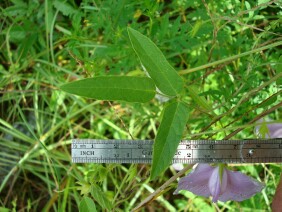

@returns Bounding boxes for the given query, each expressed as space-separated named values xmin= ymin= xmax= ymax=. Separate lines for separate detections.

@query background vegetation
xmin=0 ymin=0 xmax=281 ymax=211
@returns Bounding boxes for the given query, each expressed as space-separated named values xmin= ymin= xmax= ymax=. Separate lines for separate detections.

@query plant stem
xmin=179 ymin=40 xmax=282 ymax=75
xmin=132 ymin=164 xmax=194 ymax=211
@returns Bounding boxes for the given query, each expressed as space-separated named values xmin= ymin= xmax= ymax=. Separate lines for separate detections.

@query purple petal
xmin=268 ymin=124 xmax=282 ymax=138
xmin=208 ymin=167 xmax=228 ymax=202
xmin=172 ymin=163 xmax=184 ymax=171
xmin=255 ymin=119 xmax=282 ymax=138
xmin=174 ymin=164 xmax=214 ymax=197
xmin=218 ymin=169 xmax=265 ymax=202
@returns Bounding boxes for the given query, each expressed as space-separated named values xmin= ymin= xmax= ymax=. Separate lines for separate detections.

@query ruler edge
xmin=72 ymin=138 xmax=282 ymax=144
xmin=71 ymin=139 xmax=282 ymax=164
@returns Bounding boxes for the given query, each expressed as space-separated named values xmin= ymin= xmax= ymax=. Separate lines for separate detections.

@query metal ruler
xmin=72 ymin=139 xmax=282 ymax=164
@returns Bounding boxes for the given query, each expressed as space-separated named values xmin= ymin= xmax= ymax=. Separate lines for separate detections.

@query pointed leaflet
xmin=128 ymin=27 xmax=184 ymax=96
xmin=91 ymin=185 xmax=113 ymax=210
xmin=60 ymin=76 xmax=155 ymax=103
xmin=187 ymin=85 xmax=214 ymax=114
xmin=150 ymin=101 xmax=189 ymax=180
xmin=79 ymin=197 xmax=97 ymax=212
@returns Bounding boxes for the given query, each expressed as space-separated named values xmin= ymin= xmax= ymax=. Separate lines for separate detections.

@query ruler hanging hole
xmin=249 ymin=149 xmax=255 ymax=156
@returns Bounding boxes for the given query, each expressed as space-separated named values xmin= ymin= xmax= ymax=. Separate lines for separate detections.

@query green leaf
xmin=79 ymin=197 xmax=97 ymax=212
xmin=258 ymin=95 xmax=277 ymax=108
xmin=187 ymin=85 xmax=214 ymax=114
xmin=191 ymin=20 xmax=203 ymax=37
xmin=3 ymin=2 xmax=27 ymax=17
xmin=258 ymin=121 xmax=270 ymax=138
xmin=126 ymin=165 xmax=137 ymax=183
xmin=53 ymin=0 xmax=77 ymax=16
xmin=9 ymin=25 xmax=26 ymax=42
xmin=91 ymin=185 xmax=113 ymax=210
xmin=275 ymin=55 xmax=282 ymax=85
xmin=150 ymin=101 xmax=189 ymax=180
xmin=18 ymin=33 xmax=37 ymax=59
xmin=0 ymin=207 xmax=9 ymax=212
xmin=127 ymin=27 xmax=183 ymax=96
xmin=60 ymin=76 xmax=156 ymax=103
xmin=76 ymin=181 xmax=91 ymax=195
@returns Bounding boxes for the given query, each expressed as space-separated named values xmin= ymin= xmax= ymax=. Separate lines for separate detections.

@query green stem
xmin=112 ymin=165 xmax=133 ymax=203
xmin=179 ymin=40 xmax=282 ymax=75
xmin=219 ymin=163 xmax=226 ymax=184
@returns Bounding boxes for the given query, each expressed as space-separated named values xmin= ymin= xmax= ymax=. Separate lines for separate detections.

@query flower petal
xmin=268 ymin=124 xmax=282 ymax=138
xmin=208 ymin=167 xmax=228 ymax=202
xmin=255 ymin=119 xmax=282 ymax=138
xmin=174 ymin=164 xmax=214 ymax=197
xmin=171 ymin=163 xmax=184 ymax=171
xmin=218 ymin=169 xmax=265 ymax=202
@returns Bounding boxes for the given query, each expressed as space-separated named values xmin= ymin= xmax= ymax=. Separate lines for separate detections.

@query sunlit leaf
xmin=128 ymin=27 xmax=183 ymax=96
xmin=91 ymin=185 xmax=113 ymax=210
xmin=191 ymin=20 xmax=203 ymax=37
xmin=150 ymin=101 xmax=189 ymax=180
xmin=258 ymin=121 xmax=270 ymax=138
xmin=76 ymin=182 xmax=91 ymax=195
xmin=60 ymin=76 xmax=156 ymax=103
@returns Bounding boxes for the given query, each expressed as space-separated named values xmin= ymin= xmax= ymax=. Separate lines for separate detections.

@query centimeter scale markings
xmin=72 ymin=139 xmax=282 ymax=164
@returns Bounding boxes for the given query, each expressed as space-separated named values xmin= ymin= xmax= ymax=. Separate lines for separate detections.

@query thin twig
xmin=107 ymin=101 xmax=134 ymax=140
xmin=224 ymin=101 xmax=282 ymax=139
xmin=132 ymin=164 xmax=194 ymax=211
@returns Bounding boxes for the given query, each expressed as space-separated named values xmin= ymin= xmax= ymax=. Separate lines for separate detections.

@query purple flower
xmin=255 ymin=119 xmax=282 ymax=138
xmin=174 ymin=164 xmax=264 ymax=202
xmin=172 ymin=163 xmax=184 ymax=171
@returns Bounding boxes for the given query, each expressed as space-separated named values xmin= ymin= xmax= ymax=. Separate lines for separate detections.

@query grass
xmin=0 ymin=0 xmax=282 ymax=211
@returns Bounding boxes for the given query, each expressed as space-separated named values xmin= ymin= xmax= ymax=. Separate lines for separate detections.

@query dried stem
xmin=132 ymin=164 xmax=194 ymax=211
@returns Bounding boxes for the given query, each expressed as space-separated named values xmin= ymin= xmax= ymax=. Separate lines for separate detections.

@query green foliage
xmin=87 ymin=165 xmax=109 ymax=183
xmin=60 ymin=76 xmax=156 ymax=103
xmin=90 ymin=185 xmax=113 ymax=210
xmin=79 ymin=197 xmax=97 ymax=212
xmin=76 ymin=181 xmax=91 ymax=196
xmin=53 ymin=0 xmax=78 ymax=17
xmin=187 ymin=85 xmax=214 ymax=115
xmin=127 ymin=27 xmax=184 ymax=96
xmin=151 ymin=101 xmax=189 ymax=180
xmin=126 ymin=164 xmax=138 ymax=183
xmin=258 ymin=120 xmax=270 ymax=138
xmin=275 ymin=55 xmax=282 ymax=85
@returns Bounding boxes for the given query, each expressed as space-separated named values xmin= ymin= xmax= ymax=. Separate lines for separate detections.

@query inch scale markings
xmin=72 ymin=139 xmax=282 ymax=164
